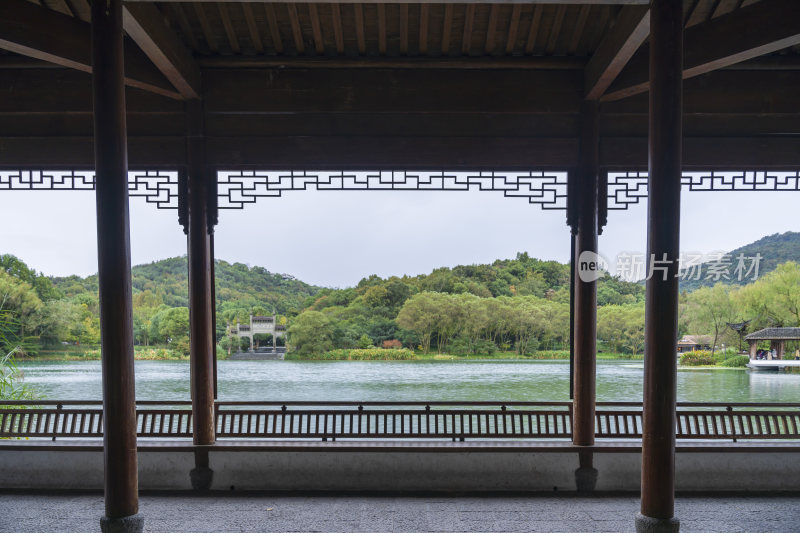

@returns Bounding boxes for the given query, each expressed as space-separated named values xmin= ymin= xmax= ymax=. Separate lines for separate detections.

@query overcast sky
xmin=0 ymin=186 xmax=796 ymax=288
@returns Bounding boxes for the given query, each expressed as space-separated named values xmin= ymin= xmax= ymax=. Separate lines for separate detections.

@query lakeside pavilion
xmin=1 ymin=1 xmax=800 ymax=532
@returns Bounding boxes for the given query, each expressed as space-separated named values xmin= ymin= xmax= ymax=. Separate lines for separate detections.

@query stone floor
xmin=1 ymin=492 xmax=799 ymax=533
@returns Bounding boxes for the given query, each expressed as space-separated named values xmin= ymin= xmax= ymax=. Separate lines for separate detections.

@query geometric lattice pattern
xmin=4 ymin=169 xmax=798 ymax=212
xmin=0 ymin=170 xmax=179 ymax=209
xmin=217 ymin=170 xmax=568 ymax=210
xmin=608 ymin=170 xmax=800 ymax=210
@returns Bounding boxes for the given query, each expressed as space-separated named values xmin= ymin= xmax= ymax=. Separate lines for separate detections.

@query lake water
xmin=15 ymin=360 xmax=800 ymax=403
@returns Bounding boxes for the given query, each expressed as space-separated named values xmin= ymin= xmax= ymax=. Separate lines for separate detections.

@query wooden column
xmin=187 ymin=100 xmax=215 ymax=447
xmin=210 ymin=233 xmax=218 ymax=399
xmin=91 ymin=0 xmax=141 ymax=529
xmin=638 ymin=0 xmax=682 ymax=531
xmin=572 ymin=101 xmax=599 ymax=447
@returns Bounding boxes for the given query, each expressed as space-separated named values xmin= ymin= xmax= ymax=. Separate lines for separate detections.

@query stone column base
xmin=190 ymin=466 xmax=214 ymax=490
xmin=100 ymin=513 xmax=144 ymax=533
xmin=635 ymin=513 xmax=680 ymax=533
xmin=574 ymin=466 xmax=598 ymax=492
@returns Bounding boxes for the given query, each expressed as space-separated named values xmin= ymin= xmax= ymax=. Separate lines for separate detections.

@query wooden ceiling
xmin=2 ymin=1 xmax=799 ymax=170
xmin=22 ymin=0 xmax=792 ymax=61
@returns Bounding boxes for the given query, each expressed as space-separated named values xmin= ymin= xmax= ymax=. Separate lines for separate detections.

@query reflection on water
xmin=15 ymin=360 xmax=800 ymax=403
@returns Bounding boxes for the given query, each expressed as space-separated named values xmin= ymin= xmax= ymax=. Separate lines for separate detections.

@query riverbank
xmin=23 ymin=346 xmax=189 ymax=361
xmin=284 ymin=349 xmax=641 ymax=361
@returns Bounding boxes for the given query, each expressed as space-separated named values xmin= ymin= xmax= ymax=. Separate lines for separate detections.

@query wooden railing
xmin=2 ymin=401 xmax=800 ymax=441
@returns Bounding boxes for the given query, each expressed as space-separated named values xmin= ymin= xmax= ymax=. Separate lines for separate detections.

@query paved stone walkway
xmin=1 ymin=493 xmax=799 ymax=532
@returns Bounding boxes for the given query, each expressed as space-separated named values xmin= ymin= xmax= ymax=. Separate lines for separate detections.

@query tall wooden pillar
xmin=187 ymin=100 xmax=215 ymax=450
xmin=637 ymin=0 xmax=683 ymax=531
xmin=91 ymin=0 xmax=143 ymax=530
xmin=210 ymin=233 xmax=218 ymax=399
xmin=573 ymin=101 xmax=599 ymax=445
xmin=572 ymin=101 xmax=599 ymax=491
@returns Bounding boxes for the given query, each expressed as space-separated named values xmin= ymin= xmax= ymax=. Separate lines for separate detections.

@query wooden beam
xmin=378 ymin=5 xmax=387 ymax=55
xmin=309 ymin=4 xmax=324 ymax=55
xmin=217 ymin=3 xmax=240 ymax=53
xmin=354 ymin=4 xmax=366 ymax=54
xmin=168 ymin=4 xmax=199 ymax=51
xmin=462 ymin=5 xmax=475 ymax=55
xmin=442 ymin=4 xmax=454 ymax=55
xmin=604 ymin=0 xmax=800 ymax=101
xmin=485 ymin=5 xmax=499 ymax=55
xmin=505 ymin=5 xmax=521 ymax=55
xmin=65 ymin=0 xmax=90 ymax=22
xmin=2 ymin=136 xmax=799 ymax=170
xmin=525 ymin=5 xmax=543 ymax=55
xmin=584 ymin=5 xmax=649 ymax=100
xmin=123 ymin=3 xmax=202 ymax=99
xmin=0 ymin=0 xmax=180 ymax=99
xmin=131 ymin=0 xmax=650 ymax=4
xmin=264 ymin=4 xmax=284 ymax=53
xmin=419 ymin=5 xmax=429 ymax=55
xmin=400 ymin=5 xmax=409 ymax=55
xmin=287 ymin=4 xmax=305 ymax=54
xmin=331 ymin=4 xmax=344 ymax=54
xmin=193 ymin=4 xmax=219 ymax=53
xmin=199 ymin=55 xmax=584 ymax=70
xmin=546 ymin=5 xmax=567 ymax=55
xmin=568 ymin=5 xmax=591 ymax=55
xmin=241 ymin=3 xmax=264 ymax=53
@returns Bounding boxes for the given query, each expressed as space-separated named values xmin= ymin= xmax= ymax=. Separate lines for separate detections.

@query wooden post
xmin=573 ymin=100 xmax=599 ymax=446
xmin=638 ymin=0 xmax=682 ymax=531
xmin=572 ymin=101 xmax=599 ymax=492
xmin=91 ymin=0 xmax=143 ymax=530
xmin=187 ymin=100 xmax=215 ymax=450
xmin=210 ymin=233 xmax=218 ymax=399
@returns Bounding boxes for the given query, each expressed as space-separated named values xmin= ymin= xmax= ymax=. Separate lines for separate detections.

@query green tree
xmin=156 ymin=307 xmax=190 ymax=343
xmin=396 ymin=292 xmax=441 ymax=353
xmin=684 ymin=284 xmax=738 ymax=354
xmin=0 ymin=271 xmax=42 ymax=339
xmin=287 ymin=311 xmax=334 ymax=354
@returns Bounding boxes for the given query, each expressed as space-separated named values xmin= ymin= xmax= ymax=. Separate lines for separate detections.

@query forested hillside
xmin=3 ymin=230 xmax=799 ymax=360
xmin=53 ymin=257 xmax=319 ymax=313
xmin=680 ymin=232 xmax=800 ymax=291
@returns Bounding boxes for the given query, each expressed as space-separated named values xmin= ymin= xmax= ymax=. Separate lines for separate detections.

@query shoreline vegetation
xmin=23 ymin=347 xmax=752 ymax=368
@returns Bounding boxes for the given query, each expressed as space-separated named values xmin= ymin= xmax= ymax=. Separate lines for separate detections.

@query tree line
xmin=4 ymin=248 xmax=799 ymax=359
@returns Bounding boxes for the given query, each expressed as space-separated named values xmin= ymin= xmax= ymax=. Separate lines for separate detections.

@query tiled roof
xmin=745 ymin=328 xmax=800 ymax=341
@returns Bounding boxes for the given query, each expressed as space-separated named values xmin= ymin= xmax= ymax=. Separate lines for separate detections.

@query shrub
xmin=720 ymin=355 xmax=750 ymax=368
xmin=357 ymin=334 xmax=374 ymax=349
xmin=679 ymin=350 xmax=715 ymax=366
xmin=288 ymin=348 xmax=416 ymax=361
xmin=382 ymin=339 xmax=403 ymax=349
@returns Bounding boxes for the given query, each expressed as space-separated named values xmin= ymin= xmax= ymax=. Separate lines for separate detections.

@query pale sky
xmin=0 ymin=185 xmax=796 ymax=288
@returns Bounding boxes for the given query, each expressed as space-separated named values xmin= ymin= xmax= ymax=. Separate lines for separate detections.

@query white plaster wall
xmin=2 ymin=449 xmax=800 ymax=492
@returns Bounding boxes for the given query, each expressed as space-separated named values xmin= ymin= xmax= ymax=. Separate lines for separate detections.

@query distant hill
xmin=680 ymin=232 xmax=800 ymax=291
xmin=52 ymin=257 xmax=321 ymax=314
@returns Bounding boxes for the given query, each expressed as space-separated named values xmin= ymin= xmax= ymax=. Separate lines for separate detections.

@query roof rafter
xmin=123 ymin=3 xmax=202 ymax=99
xmin=604 ymin=0 xmax=800 ymax=101
xmin=583 ymin=5 xmax=650 ymax=100
xmin=0 ymin=0 xmax=180 ymax=99
xmin=127 ymin=0 xmax=648 ymax=4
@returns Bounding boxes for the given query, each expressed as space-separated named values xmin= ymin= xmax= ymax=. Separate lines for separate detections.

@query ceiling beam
xmin=584 ymin=5 xmax=649 ymax=100
xmin=603 ymin=0 xmax=800 ymax=101
xmin=126 ymin=0 xmax=648 ymax=4
xmin=0 ymin=0 xmax=180 ymax=99
xmin=123 ymin=4 xmax=201 ymax=99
